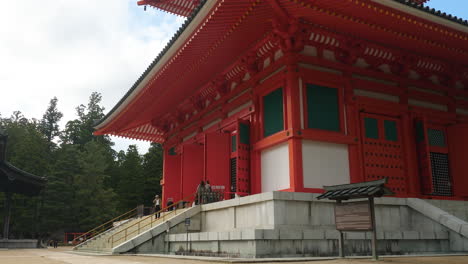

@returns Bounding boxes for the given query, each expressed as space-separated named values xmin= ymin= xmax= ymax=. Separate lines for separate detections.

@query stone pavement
xmin=1 ymin=247 xmax=468 ymax=264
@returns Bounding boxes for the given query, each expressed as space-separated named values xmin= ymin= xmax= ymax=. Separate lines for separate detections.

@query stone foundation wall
xmin=125 ymin=192 xmax=468 ymax=257
xmin=165 ymin=229 xmax=449 ymax=257
xmin=0 ymin=239 xmax=39 ymax=249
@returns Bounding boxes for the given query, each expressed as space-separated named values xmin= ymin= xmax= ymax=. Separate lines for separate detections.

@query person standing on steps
xmin=196 ymin=181 xmax=205 ymax=205
xmin=205 ymin=180 xmax=212 ymax=203
xmin=153 ymin=194 xmax=161 ymax=218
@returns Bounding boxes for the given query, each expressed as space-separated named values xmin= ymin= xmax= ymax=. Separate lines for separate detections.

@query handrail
xmin=72 ymin=207 xmax=138 ymax=245
xmin=107 ymin=193 xmax=196 ymax=247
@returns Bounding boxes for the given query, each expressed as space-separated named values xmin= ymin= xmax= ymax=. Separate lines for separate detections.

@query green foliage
xmin=115 ymin=145 xmax=144 ymax=212
xmin=142 ymin=143 xmax=163 ymax=204
xmin=40 ymin=97 xmax=63 ymax=144
xmin=73 ymin=141 xmax=117 ymax=230
xmin=0 ymin=93 xmax=163 ymax=240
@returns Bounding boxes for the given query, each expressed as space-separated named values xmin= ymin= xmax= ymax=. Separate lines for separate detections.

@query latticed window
xmin=427 ymin=128 xmax=452 ymax=196
xmin=427 ymin=129 xmax=446 ymax=147
xmin=430 ymin=152 xmax=452 ymax=196
xmin=415 ymin=121 xmax=453 ymax=197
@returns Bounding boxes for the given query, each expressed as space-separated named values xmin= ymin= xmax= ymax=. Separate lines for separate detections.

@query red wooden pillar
xmin=284 ymin=53 xmax=303 ymax=192
xmin=181 ymin=144 xmax=204 ymax=201
xmin=163 ymin=147 xmax=182 ymax=204
xmin=345 ymin=75 xmax=362 ymax=183
xmin=402 ymin=113 xmax=420 ymax=196
xmin=205 ymin=132 xmax=230 ymax=193
xmin=251 ymin=94 xmax=262 ymax=194
xmin=400 ymin=82 xmax=420 ymax=196
xmin=448 ymin=124 xmax=468 ymax=199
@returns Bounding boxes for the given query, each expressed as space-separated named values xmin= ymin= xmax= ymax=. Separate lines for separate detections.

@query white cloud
xmin=0 ymin=0 xmax=184 ymax=153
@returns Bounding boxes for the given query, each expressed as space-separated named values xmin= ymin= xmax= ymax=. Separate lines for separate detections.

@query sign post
xmin=185 ymin=218 xmax=191 ymax=252
xmin=336 ymin=200 xmax=344 ymax=258
xmin=334 ymin=200 xmax=375 ymax=259
xmin=369 ymin=198 xmax=378 ymax=260
xmin=317 ymin=178 xmax=393 ymax=260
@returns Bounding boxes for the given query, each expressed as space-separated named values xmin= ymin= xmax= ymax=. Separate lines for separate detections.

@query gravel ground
xmin=1 ymin=247 xmax=468 ymax=264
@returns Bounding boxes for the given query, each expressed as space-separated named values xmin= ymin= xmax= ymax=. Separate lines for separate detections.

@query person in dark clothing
xmin=167 ymin=200 xmax=174 ymax=211
xmin=53 ymin=240 xmax=58 ymax=248
xmin=196 ymin=181 xmax=205 ymax=205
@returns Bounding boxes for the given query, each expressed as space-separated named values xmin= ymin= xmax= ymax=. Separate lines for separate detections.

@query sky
xmin=0 ymin=0 xmax=184 ymax=153
xmin=0 ymin=0 xmax=466 ymax=154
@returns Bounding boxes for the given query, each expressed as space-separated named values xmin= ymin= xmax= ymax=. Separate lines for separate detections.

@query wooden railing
xmin=107 ymin=193 xmax=196 ymax=248
xmin=72 ymin=207 xmax=138 ymax=246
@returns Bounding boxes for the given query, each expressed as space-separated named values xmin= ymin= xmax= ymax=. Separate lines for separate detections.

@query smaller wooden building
xmin=0 ymin=131 xmax=46 ymax=240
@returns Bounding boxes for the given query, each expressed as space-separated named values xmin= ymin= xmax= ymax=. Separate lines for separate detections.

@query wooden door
xmin=360 ymin=113 xmax=407 ymax=195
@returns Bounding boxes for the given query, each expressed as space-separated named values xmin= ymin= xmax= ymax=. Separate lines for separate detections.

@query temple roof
xmin=94 ymin=0 xmax=468 ymax=142
xmin=0 ymin=131 xmax=47 ymax=196
xmin=137 ymin=0 xmax=468 ymax=26
xmin=137 ymin=0 xmax=200 ymax=17
xmin=317 ymin=178 xmax=394 ymax=200
xmin=391 ymin=0 xmax=468 ymax=26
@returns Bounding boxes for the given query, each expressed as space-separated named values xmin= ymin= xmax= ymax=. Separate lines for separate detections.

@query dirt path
xmin=0 ymin=248 xmax=467 ymax=264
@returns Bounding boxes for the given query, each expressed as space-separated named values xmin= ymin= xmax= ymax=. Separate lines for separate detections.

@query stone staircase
xmin=426 ymin=199 xmax=468 ymax=222
xmin=74 ymin=208 xmax=190 ymax=253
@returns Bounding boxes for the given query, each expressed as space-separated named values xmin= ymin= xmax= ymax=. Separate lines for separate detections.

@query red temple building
xmin=73 ymin=0 xmax=468 ymax=256
xmin=95 ymin=0 xmax=468 ymax=204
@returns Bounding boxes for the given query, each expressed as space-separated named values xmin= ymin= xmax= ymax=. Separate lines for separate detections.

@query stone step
xmin=75 ymin=209 xmax=189 ymax=253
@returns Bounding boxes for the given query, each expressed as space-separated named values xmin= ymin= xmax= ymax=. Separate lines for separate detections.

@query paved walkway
xmin=1 ymin=247 xmax=468 ymax=264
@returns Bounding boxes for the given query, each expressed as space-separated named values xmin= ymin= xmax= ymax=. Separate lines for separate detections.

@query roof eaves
xmin=94 ymin=0 xmax=208 ymax=131
xmin=1 ymin=161 xmax=47 ymax=185
xmin=391 ymin=0 xmax=468 ymax=27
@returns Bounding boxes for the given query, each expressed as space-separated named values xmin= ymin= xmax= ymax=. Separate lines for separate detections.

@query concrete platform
xmin=0 ymin=239 xmax=39 ymax=249
xmin=75 ymin=191 xmax=468 ymax=258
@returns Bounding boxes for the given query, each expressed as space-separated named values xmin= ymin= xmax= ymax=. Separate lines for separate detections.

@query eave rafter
xmin=158 ymin=20 xmax=468 ymax=144
xmin=302 ymin=22 xmax=468 ymax=84
xmin=137 ymin=0 xmax=199 ymax=17
xmin=290 ymin=0 xmax=468 ymax=60
xmin=154 ymin=35 xmax=284 ymax=143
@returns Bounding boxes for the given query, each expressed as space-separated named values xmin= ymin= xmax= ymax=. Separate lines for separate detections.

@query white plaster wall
xmin=261 ymin=143 xmax=290 ymax=192
xmin=302 ymin=140 xmax=350 ymax=189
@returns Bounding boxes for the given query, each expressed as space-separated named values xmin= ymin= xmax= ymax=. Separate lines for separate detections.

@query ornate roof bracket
xmin=212 ymin=76 xmax=229 ymax=98
xmin=439 ymin=65 xmax=466 ymax=88
xmin=336 ymin=39 xmax=365 ymax=66
xmin=266 ymin=0 xmax=290 ymax=22
xmin=190 ymin=96 xmax=206 ymax=112
xmin=390 ymin=54 xmax=417 ymax=77
xmin=150 ymin=119 xmax=170 ymax=134
xmin=272 ymin=17 xmax=306 ymax=53
xmin=241 ymin=51 xmax=260 ymax=75
xmin=267 ymin=0 xmax=306 ymax=54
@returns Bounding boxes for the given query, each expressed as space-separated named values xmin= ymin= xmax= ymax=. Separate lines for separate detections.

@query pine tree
xmin=0 ymin=92 xmax=165 ymax=238
xmin=116 ymin=145 xmax=145 ymax=211
xmin=73 ymin=141 xmax=117 ymax=230
xmin=142 ymin=143 xmax=163 ymax=205
xmin=41 ymin=144 xmax=81 ymax=233
xmin=40 ymin=97 xmax=63 ymax=144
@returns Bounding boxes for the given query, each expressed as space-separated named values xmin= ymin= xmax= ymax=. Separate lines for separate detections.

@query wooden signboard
xmin=335 ymin=201 xmax=373 ymax=231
